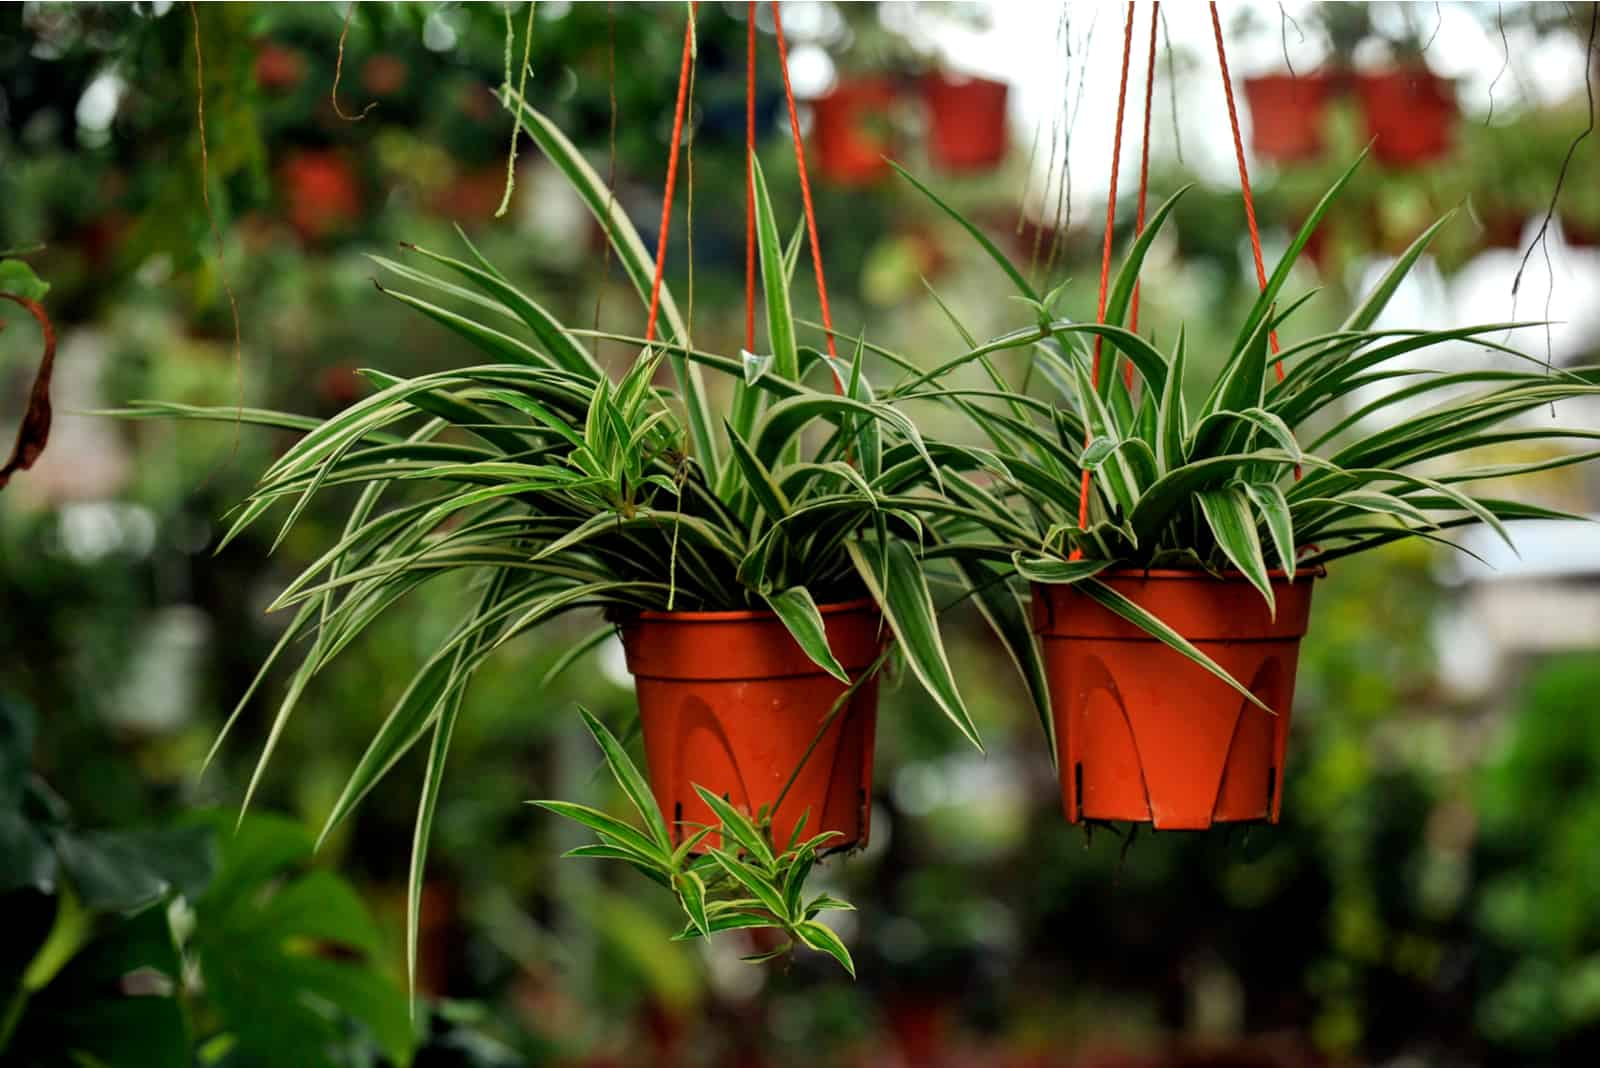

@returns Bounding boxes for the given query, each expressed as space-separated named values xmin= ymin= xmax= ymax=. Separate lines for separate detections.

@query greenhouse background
xmin=4 ymin=1 xmax=1600 ymax=1065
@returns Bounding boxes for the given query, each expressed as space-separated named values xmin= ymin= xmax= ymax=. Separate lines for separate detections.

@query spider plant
xmin=540 ymin=709 xmax=858 ymax=975
xmin=874 ymin=152 xmax=1600 ymax=725
xmin=114 ymin=106 xmax=979 ymax=992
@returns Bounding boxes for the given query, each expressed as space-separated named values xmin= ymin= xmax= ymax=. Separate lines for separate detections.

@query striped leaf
xmin=1198 ymin=486 xmax=1275 ymax=616
xmin=1011 ymin=554 xmax=1112 ymax=585
xmin=578 ymin=706 xmax=672 ymax=852
xmin=847 ymin=538 xmax=981 ymax=750
xmin=1242 ymin=481 xmax=1297 ymax=576
xmin=503 ymin=91 xmax=718 ymax=477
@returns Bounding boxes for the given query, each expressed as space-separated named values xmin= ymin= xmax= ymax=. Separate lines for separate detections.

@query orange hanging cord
xmin=744 ymin=2 xmax=757 ymax=353
xmin=1209 ymin=1 xmax=1283 ymax=379
xmin=1071 ymin=2 xmax=1138 ymax=556
xmin=1127 ymin=1 xmax=1160 ymax=351
xmin=645 ymin=6 xmax=698 ymax=345
xmin=771 ymin=3 xmax=844 ymax=393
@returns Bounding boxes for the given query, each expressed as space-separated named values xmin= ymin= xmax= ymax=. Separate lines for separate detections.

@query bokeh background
xmin=4 ymin=2 xmax=1600 ymax=1065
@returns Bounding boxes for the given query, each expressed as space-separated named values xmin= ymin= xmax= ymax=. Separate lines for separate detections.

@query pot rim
xmin=631 ymin=595 xmax=879 ymax=624
xmin=1033 ymin=565 xmax=1326 ymax=584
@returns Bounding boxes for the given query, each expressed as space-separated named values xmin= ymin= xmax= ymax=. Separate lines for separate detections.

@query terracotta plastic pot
xmin=1355 ymin=68 xmax=1456 ymax=167
xmin=278 ymin=150 xmax=363 ymax=244
xmin=1242 ymin=73 xmax=1334 ymax=163
xmin=810 ymin=77 xmax=899 ymax=185
xmin=1563 ymin=216 xmax=1600 ymax=248
xmin=1481 ymin=209 xmax=1526 ymax=251
xmin=620 ymin=599 xmax=883 ymax=852
xmin=922 ymin=70 xmax=1010 ymax=173
xmin=1031 ymin=570 xmax=1319 ymax=830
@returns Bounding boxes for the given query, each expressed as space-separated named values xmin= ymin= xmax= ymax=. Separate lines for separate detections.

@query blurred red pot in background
xmin=1243 ymin=73 xmax=1334 ymax=163
xmin=278 ymin=150 xmax=364 ymax=244
xmin=922 ymin=70 xmax=1009 ymax=173
xmin=1356 ymin=68 xmax=1456 ymax=167
xmin=811 ymin=77 xmax=899 ymax=185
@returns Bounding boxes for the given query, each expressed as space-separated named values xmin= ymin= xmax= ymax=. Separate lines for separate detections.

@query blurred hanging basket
xmin=278 ymin=149 xmax=364 ymax=244
xmin=810 ymin=76 xmax=900 ymax=185
xmin=1479 ymin=208 xmax=1526 ymax=251
xmin=1563 ymin=213 xmax=1600 ymax=248
xmin=921 ymin=70 xmax=1010 ymax=173
xmin=1356 ymin=68 xmax=1457 ymax=167
xmin=1031 ymin=571 xmax=1319 ymax=830
xmin=1243 ymin=73 xmax=1335 ymax=163
xmin=620 ymin=600 xmax=884 ymax=853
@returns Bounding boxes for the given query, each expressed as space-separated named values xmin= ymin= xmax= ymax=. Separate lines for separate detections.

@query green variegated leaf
xmin=1157 ymin=326 xmax=1189 ymax=474
xmin=847 ymin=537 xmax=979 ymax=749
xmin=503 ymin=90 xmax=718 ymax=476
xmin=674 ymin=870 xmax=711 ymax=938
xmin=578 ymin=706 xmax=672 ymax=852
xmin=1011 ymin=553 xmax=1112 ymax=585
xmin=889 ymin=160 xmax=1039 ymax=303
xmin=532 ymin=801 xmax=668 ymax=866
xmin=794 ymin=920 xmax=855 ymax=977
xmin=707 ymin=848 xmax=788 ymax=919
xmin=763 ymin=587 xmax=849 ymax=683
xmin=693 ymin=787 xmax=776 ymax=871
xmin=1197 ymin=486 xmax=1274 ymax=615
xmin=1242 ymin=481 xmax=1297 ymax=575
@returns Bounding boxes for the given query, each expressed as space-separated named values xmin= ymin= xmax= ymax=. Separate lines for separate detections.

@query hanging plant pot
xmin=810 ymin=77 xmax=899 ymax=186
xmin=1242 ymin=73 xmax=1334 ymax=163
xmin=1562 ymin=215 xmax=1600 ymax=248
xmin=1031 ymin=570 xmax=1319 ymax=830
xmin=1480 ymin=209 xmax=1526 ymax=251
xmin=278 ymin=149 xmax=364 ymax=244
xmin=921 ymin=70 xmax=1010 ymax=173
xmin=1355 ymin=68 xmax=1456 ymax=167
xmin=620 ymin=599 xmax=883 ymax=852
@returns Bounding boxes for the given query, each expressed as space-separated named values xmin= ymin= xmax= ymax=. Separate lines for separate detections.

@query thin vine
xmin=189 ymin=1 xmax=244 ymax=467
xmin=1510 ymin=1 xmax=1598 ymax=379
xmin=332 ymin=2 xmax=377 ymax=121
xmin=495 ymin=1 xmax=537 ymax=218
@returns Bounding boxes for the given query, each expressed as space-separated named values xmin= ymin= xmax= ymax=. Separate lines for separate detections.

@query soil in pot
xmin=620 ymin=599 xmax=884 ymax=852
xmin=1243 ymin=73 xmax=1334 ymax=163
xmin=922 ymin=70 xmax=1010 ymax=173
xmin=1031 ymin=570 xmax=1319 ymax=830
xmin=810 ymin=76 xmax=899 ymax=185
xmin=1355 ymin=68 xmax=1456 ymax=167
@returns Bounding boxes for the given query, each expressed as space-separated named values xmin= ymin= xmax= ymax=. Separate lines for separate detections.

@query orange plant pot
xmin=810 ymin=77 xmax=899 ymax=186
xmin=1355 ymin=68 xmax=1456 ymax=168
xmin=1242 ymin=73 xmax=1334 ymax=163
xmin=922 ymin=71 xmax=1010 ymax=173
xmin=620 ymin=599 xmax=884 ymax=852
xmin=1031 ymin=570 xmax=1319 ymax=830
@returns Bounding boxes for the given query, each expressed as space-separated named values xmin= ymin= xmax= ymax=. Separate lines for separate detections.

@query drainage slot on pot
xmin=1074 ymin=762 xmax=1084 ymax=821
xmin=1266 ymin=767 xmax=1277 ymax=811
xmin=673 ymin=801 xmax=683 ymax=840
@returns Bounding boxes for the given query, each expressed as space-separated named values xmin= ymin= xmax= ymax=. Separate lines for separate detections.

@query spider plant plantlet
xmin=877 ymin=153 xmax=1600 ymax=828
xmin=113 ymin=108 xmax=983 ymax=989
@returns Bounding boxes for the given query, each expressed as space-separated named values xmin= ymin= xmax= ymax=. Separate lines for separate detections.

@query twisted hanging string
xmin=1071 ymin=1 xmax=1137 ymax=557
xmin=1127 ymin=0 xmax=1161 ymax=386
xmin=744 ymin=1 xmax=757 ymax=352
xmin=645 ymin=5 xmax=698 ymax=345
xmin=772 ymin=2 xmax=843 ymax=393
xmin=1209 ymin=1 xmax=1282 ymax=378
